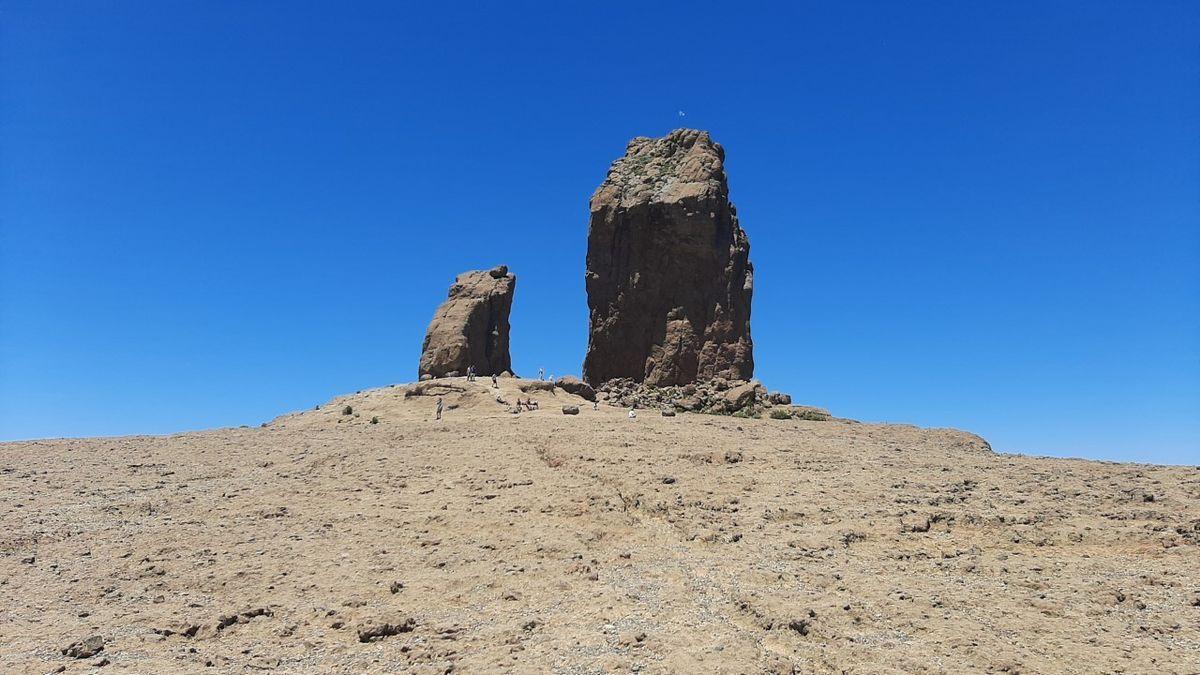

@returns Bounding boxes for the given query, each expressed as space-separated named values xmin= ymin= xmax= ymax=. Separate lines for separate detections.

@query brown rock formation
xmin=583 ymin=129 xmax=754 ymax=386
xmin=418 ymin=266 xmax=515 ymax=378
xmin=555 ymin=376 xmax=596 ymax=402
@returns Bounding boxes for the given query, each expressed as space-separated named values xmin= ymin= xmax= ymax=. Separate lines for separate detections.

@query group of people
xmin=433 ymin=365 xmax=614 ymax=420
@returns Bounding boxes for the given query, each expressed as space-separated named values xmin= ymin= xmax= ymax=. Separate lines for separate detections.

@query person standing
xmin=538 ymin=367 xmax=545 ymax=381
xmin=435 ymin=396 xmax=444 ymax=420
xmin=491 ymin=373 xmax=498 ymax=387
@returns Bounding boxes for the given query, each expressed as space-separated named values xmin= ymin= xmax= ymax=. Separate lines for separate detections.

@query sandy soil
xmin=2 ymin=377 xmax=1197 ymax=674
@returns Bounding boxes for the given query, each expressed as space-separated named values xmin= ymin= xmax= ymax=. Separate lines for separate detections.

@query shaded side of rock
xmin=418 ymin=266 xmax=515 ymax=378
xmin=583 ymin=129 xmax=753 ymax=387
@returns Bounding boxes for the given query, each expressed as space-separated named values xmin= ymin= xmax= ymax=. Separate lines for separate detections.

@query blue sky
xmin=1 ymin=2 xmax=1196 ymax=464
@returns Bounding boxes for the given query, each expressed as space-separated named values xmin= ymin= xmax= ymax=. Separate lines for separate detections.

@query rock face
xmin=418 ymin=266 xmax=515 ymax=379
xmin=583 ymin=129 xmax=753 ymax=386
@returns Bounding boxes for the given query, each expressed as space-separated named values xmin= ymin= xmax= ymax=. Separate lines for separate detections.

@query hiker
xmin=592 ymin=400 xmax=598 ymax=411
xmin=538 ymin=367 xmax=545 ymax=381
xmin=435 ymin=396 xmax=443 ymax=420
xmin=491 ymin=373 xmax=497 ymax=387
xmin=628 ymin=408 xmax=637 ymax=419
xmin=530 ymin=399 xmax=539 ymax=410
xmin=466 ymin=365 xmax=475 ymax=382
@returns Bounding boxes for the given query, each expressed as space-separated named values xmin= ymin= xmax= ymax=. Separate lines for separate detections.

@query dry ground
xmin=2 ymin=377 xmax=1198 ymax=674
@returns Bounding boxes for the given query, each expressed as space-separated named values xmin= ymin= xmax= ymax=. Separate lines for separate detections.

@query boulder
xmin=661 ymin=409 xmax=676 ymax=417
xmin=418 ymin=266 xmax=516 ymax=379
xmin=555 ymin=376 xmax=596 ymax=401
xmin=768 ymin=391 xmax=792 ymax=405
xmin=562 ymin=405 xmax=580 ymax=415
xmin=722 ymin=380 xmax=760 ymax=411
xmin=583 ymin=130 xmax=754 ymax=387
xmin=519 ymin=381 xmax=555 ymax=393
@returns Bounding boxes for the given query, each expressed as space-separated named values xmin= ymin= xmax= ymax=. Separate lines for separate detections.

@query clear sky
xmin=1 ymin=2 xmax=1197 ymax=464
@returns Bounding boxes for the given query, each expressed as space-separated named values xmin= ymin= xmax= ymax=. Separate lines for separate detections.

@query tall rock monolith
xmin=418 ymin=266 xmax=515 ymax=378
xmin=583 ymin=129 xmax=753 ymax=386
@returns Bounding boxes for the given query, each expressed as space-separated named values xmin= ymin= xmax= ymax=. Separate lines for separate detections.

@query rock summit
xmin=418 ymin=266 xmax=515 ymax=379
xmin=583 ymin=129 xmax=754 ymax=386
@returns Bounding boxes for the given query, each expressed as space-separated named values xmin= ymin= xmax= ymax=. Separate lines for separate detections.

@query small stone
xmin=357 ymin=618 xmax=416 ymax=643
xmin=562 ymin=405 xmax=580 ymax=415
xmin=618 ymin=630 xmax=647 ymax=646
xmin=62 ymin=635 xmax=105 ymax=659
xmin=900 ymin=514 xmax=932 ymax=533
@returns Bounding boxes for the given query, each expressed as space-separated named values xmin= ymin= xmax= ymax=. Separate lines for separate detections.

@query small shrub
xmin=370 ymin=416 xmax=379 ymax=424
xmin=794 ymin=409 xmax=830 ymax=422
xmin=342 ymin=405 xmax=353 ymax=415
xmin=769 ymin=409 xmax=792 ymax=420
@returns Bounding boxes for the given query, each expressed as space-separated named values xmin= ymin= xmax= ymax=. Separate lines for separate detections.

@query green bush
xmin=370 ymin=416 xmax=379 ymax=424
xmin=769 ymin=409 xmax=792 ymax=420
xmin=794 ymin=409 xmax=830 ymax=422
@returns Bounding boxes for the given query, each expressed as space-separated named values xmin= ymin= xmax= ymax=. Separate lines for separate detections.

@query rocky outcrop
xmin=596 ymin=378 xmax=790 ymax=417
xmin=583 ymin=129 xmax=754 ymax=387
xmin=418 ymin=266 xmax=515 ymax=379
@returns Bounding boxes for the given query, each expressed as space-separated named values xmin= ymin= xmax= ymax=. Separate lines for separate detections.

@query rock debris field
xmin=2 ymin=377 xmax=1198 ymax=673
